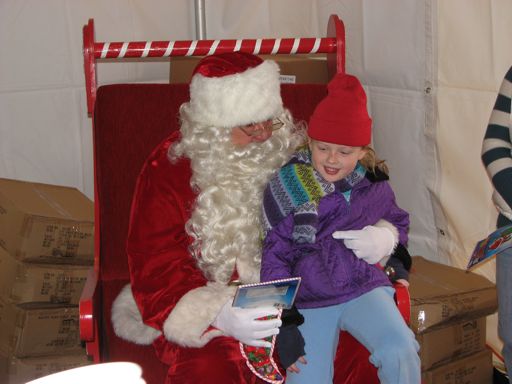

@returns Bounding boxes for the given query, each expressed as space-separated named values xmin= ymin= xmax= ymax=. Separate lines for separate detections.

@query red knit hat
xmin=188 ymin=52 xmax=283 ymax=128
xmin=308 ymin=73 xmax=372 ymax=146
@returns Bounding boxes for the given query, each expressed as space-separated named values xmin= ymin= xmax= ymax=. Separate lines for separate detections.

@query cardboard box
xmin=421 ymin=349 xmax=493 ymax=384
xmin=0 ymin=247 xmax=89 ymax=305
xmin=409 ymin=256 xmax=497 ymax=333
xmin=0 ymin=299 xmax=81 ymax=358
xmin=416 ymin=317 xmax=487 ymax=371
xmin=0 ymin=178 xmax=94 ymax=265
xmin=170 ymin=54 xmax=329 ymax=84
xmin=0 ymin=352 xmax=90 ymax=384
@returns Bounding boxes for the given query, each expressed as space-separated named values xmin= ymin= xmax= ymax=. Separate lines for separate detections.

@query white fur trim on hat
xmin=189 ymin=60 xmax=283 ymax=128
xmin=375 ymin=219 xmax=399 ymax=267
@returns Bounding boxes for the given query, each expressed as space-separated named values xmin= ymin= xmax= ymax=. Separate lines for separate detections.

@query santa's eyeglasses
xmin=238 ymin=118 xmax=284 ymax=137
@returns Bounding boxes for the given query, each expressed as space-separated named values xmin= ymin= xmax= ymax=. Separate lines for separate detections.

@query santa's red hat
xmin=188 ymin=52 xmax=283 ymax=128
xmin=308 ymin=73 xmax=372 ymax=146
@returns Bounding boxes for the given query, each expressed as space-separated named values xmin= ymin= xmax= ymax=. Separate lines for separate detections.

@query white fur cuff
xmin=163 ymin=282 xmax=236 ymax=347
xmin=111 ymin=284 xmax=162 ymax=345
xmin=374 ymin=219 xmax=399 ymax=266
xmin=374 ymin=218 xmax=399 ymax=244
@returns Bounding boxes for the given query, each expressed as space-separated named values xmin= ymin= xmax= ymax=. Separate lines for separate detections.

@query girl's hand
xmin=287 ymin=356 xmax=307 ymax=374
xmin=332 ymin=224 xmax=397 ymax=264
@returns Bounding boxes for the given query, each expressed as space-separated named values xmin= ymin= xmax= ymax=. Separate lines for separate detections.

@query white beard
xmin=170 ymin=109 xmax=303 ymax=283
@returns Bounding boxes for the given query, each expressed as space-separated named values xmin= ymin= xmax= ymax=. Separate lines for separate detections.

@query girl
xmin=261 ymin=73 xmax=421 ymax=384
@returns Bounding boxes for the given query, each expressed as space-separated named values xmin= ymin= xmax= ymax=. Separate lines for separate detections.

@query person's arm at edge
xmin=482 ymin=66 xmax=512 ymax=213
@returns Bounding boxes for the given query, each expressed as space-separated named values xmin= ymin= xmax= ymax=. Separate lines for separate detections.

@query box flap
xmin=409 ymin=256 xmax=497 ymax=333
xmin=0 ymin=178 xmax=93 ymax=222
xmin=409 ymin=256 xmax=494 ymax=298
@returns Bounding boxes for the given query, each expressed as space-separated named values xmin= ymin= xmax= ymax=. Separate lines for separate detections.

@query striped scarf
xmin=262 ymin=146 xmax=366 ymax=243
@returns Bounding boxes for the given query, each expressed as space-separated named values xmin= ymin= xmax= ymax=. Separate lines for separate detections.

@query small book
xmin=467 ymin=223 xmax=512 ymax=270
xmin=232 ymin=277 xmax=301 ymax=309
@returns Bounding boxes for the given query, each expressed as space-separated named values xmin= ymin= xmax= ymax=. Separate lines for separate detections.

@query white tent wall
xmin=436 ymin=0 xmax=512 ymax=273
xmin=434 ymin=0 xmax=512 ymax=359
xmin=0 ymin=0 xmax=196 ymax=200
xmin=1 ymin=0 xmax=510 ymax=361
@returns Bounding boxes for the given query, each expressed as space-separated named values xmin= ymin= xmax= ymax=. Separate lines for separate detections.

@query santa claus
xmin=111 ymin=52 xmax=304 ymax=383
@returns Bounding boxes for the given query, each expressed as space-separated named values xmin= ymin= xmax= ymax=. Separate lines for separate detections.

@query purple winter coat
xmin=260 ymin=176 xmax=409 ymax=309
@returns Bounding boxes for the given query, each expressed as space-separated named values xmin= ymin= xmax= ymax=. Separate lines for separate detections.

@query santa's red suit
xmin=112 ymin=52 xmax=296 ymax=383
xmin=113 ymin=131 xmax=266 ymax=383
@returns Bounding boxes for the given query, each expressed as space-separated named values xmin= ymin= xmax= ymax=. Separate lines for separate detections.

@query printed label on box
xmin=20 ymin=218 xmax=93 ymax=264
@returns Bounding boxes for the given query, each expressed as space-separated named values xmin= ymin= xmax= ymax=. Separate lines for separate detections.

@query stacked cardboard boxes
xmin=409 ymin=256 xmax=498 ymax=384
xmin=0 ymin=178 xmax=93 ymax=384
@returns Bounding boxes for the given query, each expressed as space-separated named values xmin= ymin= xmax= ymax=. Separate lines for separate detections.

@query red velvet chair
xmin=79 ymin=16 xmax=411 ymax=384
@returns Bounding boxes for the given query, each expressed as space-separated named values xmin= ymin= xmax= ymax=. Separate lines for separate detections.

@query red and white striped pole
xmin=94 ymin=37 xmax=335 ymax=59
xmin=83 ymin=15 xmax=345 ymax=115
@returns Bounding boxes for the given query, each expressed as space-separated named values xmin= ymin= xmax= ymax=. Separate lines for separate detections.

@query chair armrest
xmin=393 ymin=282 xmax=411 ymax=325
xmin=79 ymin=268 xmax=97 ymax=341
xmin=79 ymin=268 xmax=100 ymax=361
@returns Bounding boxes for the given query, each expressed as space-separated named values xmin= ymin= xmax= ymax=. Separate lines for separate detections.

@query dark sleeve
xmin=276 ymin=325 xmax=306 ymax=369
xmin=276 ymin=306 xmax=306 ymax=369
xmin=281 ymin=306 xmax=304 ymax=327
xmin=385 ymin=243 xmax=412 ymax=282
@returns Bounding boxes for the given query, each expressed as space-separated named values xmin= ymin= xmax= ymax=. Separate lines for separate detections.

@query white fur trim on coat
xmin=189 ymin=60 xmax=283 ymax=128
xmin=374 ymin=218 xmax=399 ymax=267
xmin=111 ymin=284 xmax=161 ymax=345
xmin=162 ymin=282 xmax=236 ymax=347
xmin=111 ymin=282 xmax=236 ymax=347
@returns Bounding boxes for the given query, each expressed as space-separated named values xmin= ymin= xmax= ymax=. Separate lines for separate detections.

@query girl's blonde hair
xmin=360 ymin=146 xmax=389 ymax=175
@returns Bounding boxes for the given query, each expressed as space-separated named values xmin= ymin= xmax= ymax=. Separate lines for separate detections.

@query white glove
xmin=212 ymin=300 xmax=282 ymax=348
xmin=332 ymin=225 xmax=397 ymax=264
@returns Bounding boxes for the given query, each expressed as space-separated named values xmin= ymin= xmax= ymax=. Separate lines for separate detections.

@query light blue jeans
xmin=497 ymin=248 xmax=512 ymax=383
xmin=285 ymin=286 xmax=420 ymax=384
